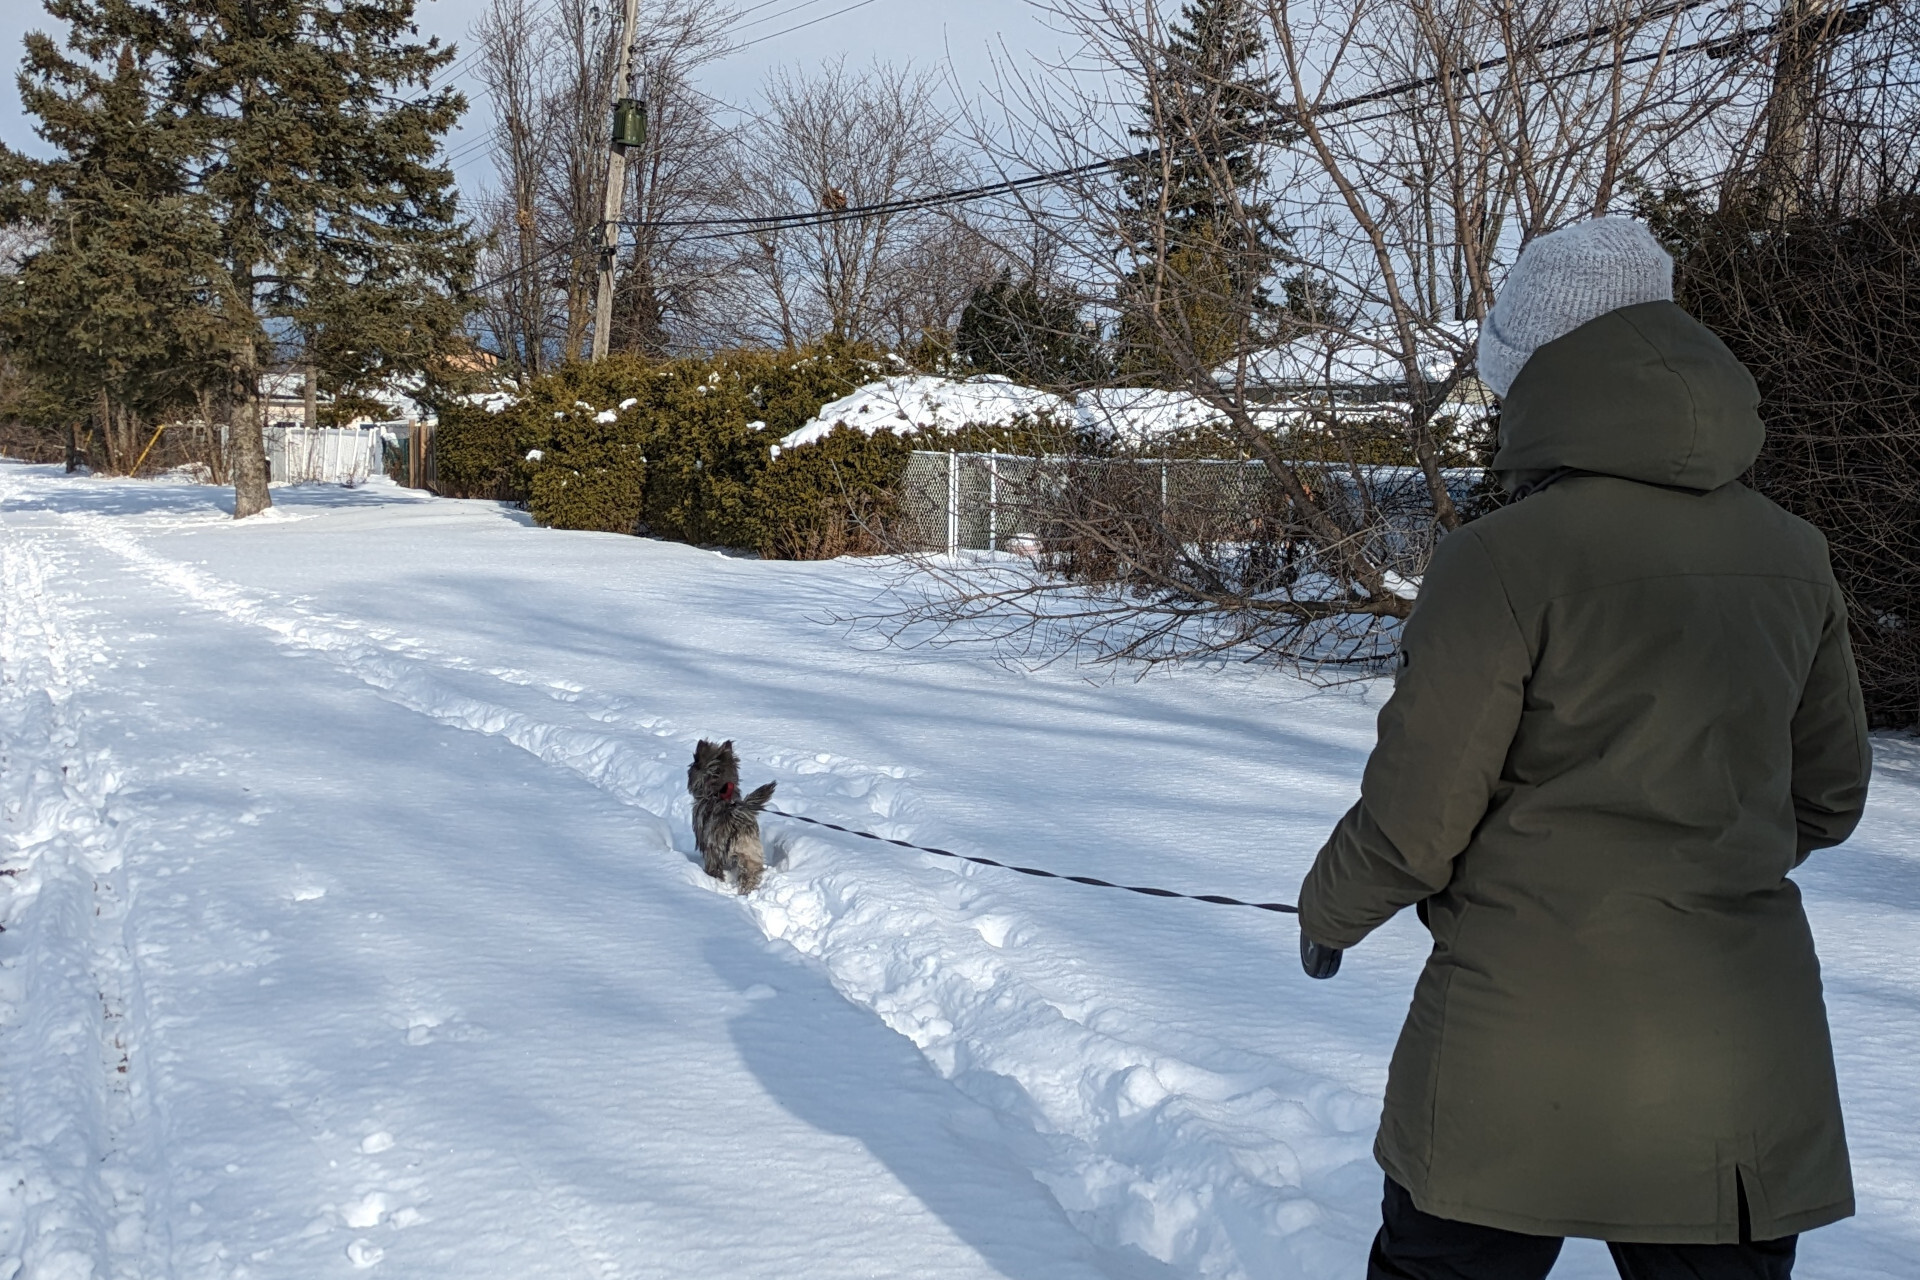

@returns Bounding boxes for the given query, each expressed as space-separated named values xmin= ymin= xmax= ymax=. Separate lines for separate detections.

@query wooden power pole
xmin=591 ymin=0 xmax=644 ymax=360
xmin=1756 ymin=0 xmax=1860 ymax=220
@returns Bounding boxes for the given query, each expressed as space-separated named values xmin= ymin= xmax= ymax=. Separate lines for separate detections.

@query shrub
xmin=527 ymin=401 xmax=649 ymax=534
xmin=957 ymin=272 xmax=1109 ymax=388
xmin=630 ymin=360 xmax=770 ymax=547
xmin=1668 ymin=197 xmax=1920 ymax=729
xmin=756 ymin=426 xmax=916 ymax=559
xmin=433 ymin=401 xmax=537 ymax=501
xmin=739 ymin=341 xmax=889 ymax=437
xmin=516 ymin=357 xmax=656 ymax=532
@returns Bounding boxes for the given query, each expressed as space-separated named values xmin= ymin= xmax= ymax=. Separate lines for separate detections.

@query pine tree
xmin=1116 ymin=0 xmax=1286 ymax=383
xmin=1 ymin=36 xmax=243 ymax=471
xmin=957 ymin=272 xmax=1108 ymax=388
xmin=159 ymin=0 xmax=474 ymax=515
xmin=2 ymin=0 xmax=474 ymax=515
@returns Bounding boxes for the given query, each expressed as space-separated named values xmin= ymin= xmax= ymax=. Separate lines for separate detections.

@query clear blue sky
xmin=1 ymin=0 xmax=1073 ymax=197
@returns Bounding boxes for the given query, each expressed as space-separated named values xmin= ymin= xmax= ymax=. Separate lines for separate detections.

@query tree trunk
xmin=64 ymin=420 xmax=80 ymax=473
xmin=231 ymin=362 xmax=273 ymax=518
xmin=96 ymin=389 xmax=116 ymax=473
xmin=116 ymin=402 xmax=138 ymax=470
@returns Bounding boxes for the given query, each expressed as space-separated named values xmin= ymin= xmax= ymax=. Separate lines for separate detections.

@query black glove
xmin=1300 ymin=930 xmax=1343 ymax=980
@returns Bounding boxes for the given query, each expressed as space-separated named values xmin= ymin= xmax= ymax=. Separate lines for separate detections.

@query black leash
xmin=763 ymin=806 xmax=1299 ymax=916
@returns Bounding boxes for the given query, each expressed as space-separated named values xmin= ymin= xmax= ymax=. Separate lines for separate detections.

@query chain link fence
xmin=892 ymin=450 xmax=1481 ymax=570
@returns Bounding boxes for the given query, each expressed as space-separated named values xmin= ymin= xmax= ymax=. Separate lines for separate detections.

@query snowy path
xmin=1 ymin=463 xmax=1916 ymax=1278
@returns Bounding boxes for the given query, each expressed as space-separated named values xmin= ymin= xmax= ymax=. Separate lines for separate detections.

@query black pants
xmin=1368 ymin=1178 xmax=1797 ymax=1280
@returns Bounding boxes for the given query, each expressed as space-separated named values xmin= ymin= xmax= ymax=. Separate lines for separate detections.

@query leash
xmin=763 ymin=806 xmax=1299 ymax=916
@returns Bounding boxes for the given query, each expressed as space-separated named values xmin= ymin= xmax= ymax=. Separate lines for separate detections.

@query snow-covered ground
xmin=2 ymin=462 xmax=1916 ymax=1280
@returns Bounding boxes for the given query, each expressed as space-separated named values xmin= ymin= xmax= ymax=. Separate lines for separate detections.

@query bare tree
xmin=474 ymin=0 xmax=554 ymax=378
xmin=900 ymin=0 xmax=1770 ymax=671
xmin=470 ymin=0 xmax=735 ymax=366
xmin=610 ymin=1 xmax=735 ymax=355
xmin=723 ymin=59 xmax=999 ymax=349
xmin=542 ymin=0 xmax=623 ymax=361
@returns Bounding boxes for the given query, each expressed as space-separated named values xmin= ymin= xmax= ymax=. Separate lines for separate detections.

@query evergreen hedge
xmin=431 ymin=343 xmax=900 ymax=555
xmin=430 ymin=344 xmax=1499 ymax=563
xmin=757 ymin=426 xmax=917 ymax=559
xmin=432 ymin=402 xmax=537 ymax=500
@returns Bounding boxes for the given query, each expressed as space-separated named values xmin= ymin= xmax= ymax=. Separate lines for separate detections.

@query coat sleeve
xmin=1789 ymin=581 xmax=1871 ymax=863
xmin=1299 ymin=528 xmax=1531 ymax=950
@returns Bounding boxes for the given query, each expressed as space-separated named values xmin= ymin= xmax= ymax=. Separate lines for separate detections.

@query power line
xmin=465 ymin=1 xmax=1822 ymax=291
xmin=726 ymin=0 xmax=842 ymax=36
xmin=464 ymin=236 xmax=592 ymax=296
xmin=611 ymin=0 xmax=1747 ymax=242
xmin=615 ymin=157 xmax=1122 ymax=235
xmin=727 ymin=0 xmax=885 ymax=53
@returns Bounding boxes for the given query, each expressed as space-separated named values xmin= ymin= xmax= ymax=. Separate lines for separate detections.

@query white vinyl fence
xmin=263 ymin=425 xmax=383 ymax=486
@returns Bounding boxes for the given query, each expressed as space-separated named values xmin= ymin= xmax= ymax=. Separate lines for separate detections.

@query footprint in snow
xmin=343 ymin=1192 xmax=390 ymax=1229
xmin=973 ymin=915 xmax=1018 ymax=949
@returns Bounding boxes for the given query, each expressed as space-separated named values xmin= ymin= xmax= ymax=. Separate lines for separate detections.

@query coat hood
xmin=1492 ymin=300 xmax=1763 ymax=494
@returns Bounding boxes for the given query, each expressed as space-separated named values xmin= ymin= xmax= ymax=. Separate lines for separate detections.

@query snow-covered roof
xmin=1072 ymin=388 xmax=1283 ymax=447
xmin=259 ymin=371 xmax=428 ymax=422
xmin=1233 ymin=321 xmax=1478 ymax=390
xmin=778 ymin=376 xmax=1072 ymax=450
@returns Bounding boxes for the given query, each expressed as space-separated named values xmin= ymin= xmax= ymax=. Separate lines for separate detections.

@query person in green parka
xmin=1298 ymin=217 xmax=1872 ymax=1280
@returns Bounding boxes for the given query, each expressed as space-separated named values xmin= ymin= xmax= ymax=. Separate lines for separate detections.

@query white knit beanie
xmin=1476 ymin=217 xmax=1675 ymax=399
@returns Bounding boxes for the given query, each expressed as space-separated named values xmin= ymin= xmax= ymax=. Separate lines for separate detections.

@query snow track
xmin=0 ymin=528 xmax=158 ymax=1280
xmin=55 ymin=504 xmax=1376 ymax=1277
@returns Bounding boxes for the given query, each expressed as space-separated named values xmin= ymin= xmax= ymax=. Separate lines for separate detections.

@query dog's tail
xmin=739 ymin=781 xmax=777 ymax=813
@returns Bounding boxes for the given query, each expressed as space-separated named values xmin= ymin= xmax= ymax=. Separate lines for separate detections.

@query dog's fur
xmin=687 ymin=740 xmax=777 ymax=893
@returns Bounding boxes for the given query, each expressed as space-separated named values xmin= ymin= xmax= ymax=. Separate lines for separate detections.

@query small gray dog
xmin=687 ymin=740 xmax=777 ymax=893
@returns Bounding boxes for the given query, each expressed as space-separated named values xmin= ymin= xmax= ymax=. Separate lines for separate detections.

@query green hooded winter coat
xmin=1299 ymin=301 xmax=1871 ymax=1244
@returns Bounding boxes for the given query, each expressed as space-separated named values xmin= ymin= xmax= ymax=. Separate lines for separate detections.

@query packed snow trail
xmin=0 ymin=471 xmax=1124 ymax=1279
xmin=1 ymin=463 xmax=1917 ymax=1278
xmin=0 ymin=526 xmax=157 ymax=1279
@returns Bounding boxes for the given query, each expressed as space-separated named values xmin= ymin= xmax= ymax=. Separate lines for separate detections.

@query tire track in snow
xmin=0 ymin=527 xmax=159 ymax=1280
xmin=57 ymin=503 xmax=1377 ymax=1279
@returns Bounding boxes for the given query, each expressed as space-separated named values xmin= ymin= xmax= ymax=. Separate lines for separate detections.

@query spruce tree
xmin=3 ymin=0 xmax=474 ymax=515
xmin=1117 ymin=0 xmax=1286 ymax=383
xmin=957 ymin=272 xmax=1108 ymax=388
xmin=162 ymin=0 xmax=474 ymax=515
xmin=1 ymin=34 xmax=241 ymax=470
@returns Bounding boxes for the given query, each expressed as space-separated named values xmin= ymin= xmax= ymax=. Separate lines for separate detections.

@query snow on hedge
xmin=778 ymin=375 xmax=1072 ymax=450
xmin=778 ymin=378 xmax=1474 ymax=453
xmin=779 ymin=378 xmax=1297 ymax=452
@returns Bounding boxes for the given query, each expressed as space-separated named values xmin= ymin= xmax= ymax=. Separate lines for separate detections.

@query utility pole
xmin=591 ymin=0 xmax=644 ymax=360
xmin=1755 ymin=0 xmax=1859 ymax=220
